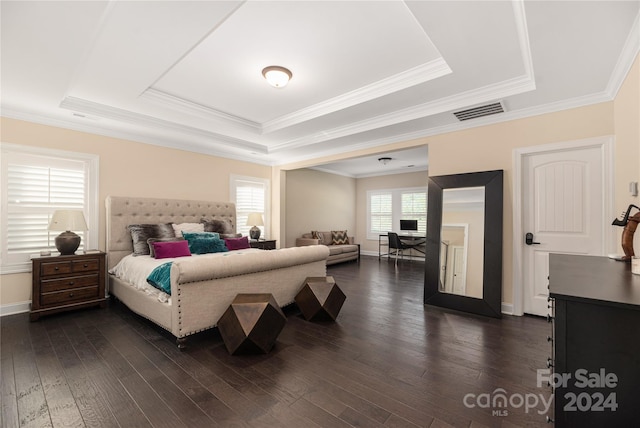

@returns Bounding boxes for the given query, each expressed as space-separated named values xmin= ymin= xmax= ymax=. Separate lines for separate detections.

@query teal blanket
xmin=147 ymin=262 xmax=172 ymax=295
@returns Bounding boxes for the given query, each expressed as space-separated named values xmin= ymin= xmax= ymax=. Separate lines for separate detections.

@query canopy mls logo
xmin=462 ymin=388 xmax=552 ymax=417
xmin=463 ymin=368 xmax=619 ymax=417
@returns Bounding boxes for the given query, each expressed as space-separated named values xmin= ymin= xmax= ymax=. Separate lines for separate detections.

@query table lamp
xmin=48 ymin=210 xmax=88 ymax=255
xmin=246 ymin=213 xmax=264 ymax=240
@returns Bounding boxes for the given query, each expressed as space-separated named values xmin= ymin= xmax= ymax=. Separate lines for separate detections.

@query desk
xmin=378 ymin=234 xmax=426 ymax=259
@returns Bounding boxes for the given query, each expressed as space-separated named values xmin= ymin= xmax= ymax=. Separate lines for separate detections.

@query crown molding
xmin=270 ymin=73 xmax=536 ymax=152
xmin=59 ymin=96 xmax=267 ymax=153
xmin=309 ymin=164 xmax=428 ymax=179
xmin=605 ymin=10 xmax=640 ymax=98
xmin=141 ymin=58 xmax=452 ymax=137
xmin=273 ymin=88 xmax=615 ymax=167
xmin=512 ymin=0 xmax=535 ymax=81
xmin=261 ymin=58 xmax=452 ymax=134
xmin=1 ymin=106 xmax=274 ymax=166
xmin=141 ymin=87 xmax=261 ymax=132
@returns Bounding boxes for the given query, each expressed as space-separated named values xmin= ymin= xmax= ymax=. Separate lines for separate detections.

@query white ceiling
xmin=2 ymin=1 xmax=639 ymax=176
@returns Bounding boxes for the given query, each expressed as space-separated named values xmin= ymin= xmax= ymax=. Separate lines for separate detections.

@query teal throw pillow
xmin=147 ymin=262 xmax=173 ymax=295
xmin=182 ymin=231 xmax=228 ymax=254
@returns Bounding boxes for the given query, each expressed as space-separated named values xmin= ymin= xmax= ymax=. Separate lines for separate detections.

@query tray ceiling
xmin=2 ymin=1 xmax=638 ymax=175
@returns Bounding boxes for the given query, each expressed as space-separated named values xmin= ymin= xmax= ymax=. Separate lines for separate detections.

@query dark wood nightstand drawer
xmin=41 ymin=261 xmax=73 ymax=276
xmin=40 ymin=258 xmax=100 ymax=276
xmin=41 ymin=286 xmax=99 ymax=307
xmin=71 ymin=258 xmax=100 ymax=273
xmin=31 ymin=252 xmax=108 ymax=321
xmin=41 ymin=273 xmax=99 ymax=293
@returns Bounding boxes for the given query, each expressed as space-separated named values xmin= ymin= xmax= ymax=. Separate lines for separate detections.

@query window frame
xmin=229 ymin=174 xmax=270 ymax=239
xmin=366 ymin=186 xmax=427 ymax=240
xmin=1 ymin=143 xmax=99 ymax=274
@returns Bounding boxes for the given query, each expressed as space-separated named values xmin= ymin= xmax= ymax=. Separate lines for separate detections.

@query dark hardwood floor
xmin=2 ymin=256 xmax=552 ymax=427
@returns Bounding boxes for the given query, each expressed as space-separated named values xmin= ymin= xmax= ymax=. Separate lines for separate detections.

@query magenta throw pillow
xmin=224 ymin=236 xmax=251 ymax=251
xmin=152 ymin=240 xmax=192 ymax=259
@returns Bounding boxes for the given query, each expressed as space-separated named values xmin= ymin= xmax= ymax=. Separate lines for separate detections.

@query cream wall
xmin=613 ymin=56 xmax=640 ymax=253
xmin=356 ymin=171 xmax=429 ymax=255
xmin=284 ymin=169 xmax=356 ymax=248
xmin=0 ymin=117 xmax=271 ymax=308
xmin=281 ymin=55 xmax=639 ymax=308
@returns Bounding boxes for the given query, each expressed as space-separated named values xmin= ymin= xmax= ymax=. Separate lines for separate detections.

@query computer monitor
xmin=400 ymin=219 xmax=418 ymax=232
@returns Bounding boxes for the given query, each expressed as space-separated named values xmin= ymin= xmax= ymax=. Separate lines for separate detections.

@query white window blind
xmin=369 ymin=192 xmax=393 ymax=235
xmin=230 ymin=175 xmax=270 ymax=238
xmin=401 ymin=191 xmax=427 ymax=235
xmin=1 ymin=144 xmax=98 ymax=273
xmin=367 ymin=187 xmax=427 ymax=239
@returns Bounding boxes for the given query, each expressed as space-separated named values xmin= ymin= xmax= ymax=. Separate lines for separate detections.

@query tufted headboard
xmin=105 ymin=196 xmax=236 ymax=270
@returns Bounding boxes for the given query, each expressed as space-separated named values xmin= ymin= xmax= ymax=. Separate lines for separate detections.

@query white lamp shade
xmin=246 ymin=212 xmax=264 ymax=227
xmin=48 ymin=210 xmax=88 ymax=231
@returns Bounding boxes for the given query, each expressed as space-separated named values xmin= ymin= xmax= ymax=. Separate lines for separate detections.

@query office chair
xmin=387 ymin=232 xmax=411 ymax=266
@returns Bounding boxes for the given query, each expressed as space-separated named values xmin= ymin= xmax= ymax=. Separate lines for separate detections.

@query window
xmin=367 ymin=187 xmax=427 ymax=239
xmin=369 ymin=191 xmax=393 ymax=235
xmin=401 ymin=190 xmax=427 ymax=235
xmin=1 ymin=144 xmax=99 ymax=273
xmin=230 ymin=175 xmax=270 ymax=238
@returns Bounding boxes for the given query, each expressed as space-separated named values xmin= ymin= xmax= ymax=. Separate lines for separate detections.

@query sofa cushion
xmin=331 ymin=230 xmax=349 ymax=245
xmin=327 ymin=244 xmax=358 ymax=256
xmin=311 ymin=231 xmax=329 ymax=245
xmin=339 ymin=244 xmax=359 ymax=253
xmin=327 ymin=246 xmax=345 ymax=256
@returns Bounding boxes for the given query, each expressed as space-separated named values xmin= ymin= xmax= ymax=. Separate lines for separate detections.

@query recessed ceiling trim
xmin=512 ymin=0 xmax=535 ymax=82
xmin=269 ymin=74 xmax=536 ymax=152
xmin=261 ymin=58 xmax=452 ymax=134
xmin=1 ymin=106 xmax=275 ymax=166
xmin=605 ymin=10 xmax=640 ymax=98
xmin=273 ymin=89 xmax=614 ymax=168
xmin=141 ymin=87 xmax=261 ymax=132
xmin=59 ymin=96 xmax=268 ymax=153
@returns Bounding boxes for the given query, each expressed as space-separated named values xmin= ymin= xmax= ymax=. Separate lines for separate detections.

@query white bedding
xmin=109 ymin=249 xmax=263 ymax=304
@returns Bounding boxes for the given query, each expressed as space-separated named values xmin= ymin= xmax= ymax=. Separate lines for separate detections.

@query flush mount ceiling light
xmin=378 ymin=157 xmax=392 ymax=165
xmin=262 ymin=66 xmax=292 ymax=88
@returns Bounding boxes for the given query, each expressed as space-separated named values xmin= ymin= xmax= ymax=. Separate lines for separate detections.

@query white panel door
xmin=523 ymin=146 xmax=605 ymax=315
xmin=452 ymin=246 xmax=466 ymax=295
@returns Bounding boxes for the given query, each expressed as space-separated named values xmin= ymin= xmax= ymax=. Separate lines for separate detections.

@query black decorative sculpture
xmin=612 ymin=204 xmax=640 ymax=261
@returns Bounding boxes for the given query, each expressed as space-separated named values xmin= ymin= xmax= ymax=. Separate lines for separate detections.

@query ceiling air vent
xmin=453 ymin=102 xmax=505 ymax=121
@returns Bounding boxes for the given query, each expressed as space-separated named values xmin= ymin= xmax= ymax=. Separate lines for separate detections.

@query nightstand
xmin=30 ymin=252 xmax=108 ymax=321
xmin=250 ymin=239 xmax=277 ymax=250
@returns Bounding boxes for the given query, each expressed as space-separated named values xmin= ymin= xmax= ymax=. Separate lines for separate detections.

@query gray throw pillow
xmin=127 ymin=223 xmax=175 ymax=256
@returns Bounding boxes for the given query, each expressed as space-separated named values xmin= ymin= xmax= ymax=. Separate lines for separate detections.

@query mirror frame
xmin=424 ymin=170 xmax=503 ymax=318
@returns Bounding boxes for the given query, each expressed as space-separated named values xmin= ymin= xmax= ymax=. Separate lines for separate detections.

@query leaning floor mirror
xmin=424 ymin=170 xmax=503 ymax=318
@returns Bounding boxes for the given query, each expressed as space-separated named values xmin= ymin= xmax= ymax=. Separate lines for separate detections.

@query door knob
xmin=525 ymin=232 xmax=540 ymax=245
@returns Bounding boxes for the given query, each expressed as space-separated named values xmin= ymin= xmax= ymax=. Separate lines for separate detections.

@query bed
xmin=106 ymin=196 xmax=330 ymax=348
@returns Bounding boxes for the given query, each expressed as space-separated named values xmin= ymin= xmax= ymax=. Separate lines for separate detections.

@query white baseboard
xmin=1 ymin=301 xmax=31 ymax=317
xmin=360 ymin=250 xmax=424 ymax=261
xmin=502 ymin=302 xmax=514 ymax=315
xmin=360 ymin=250 xmax=380 ymax=257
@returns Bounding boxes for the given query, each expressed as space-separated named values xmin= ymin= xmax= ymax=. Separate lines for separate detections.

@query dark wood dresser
xmin=549 ymin=253 xmax=640 ymax=426
xmin=31 ymin=252 xmax=108 ymax=321
xmin=250 ymin=239 xmax=277 ymax=250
